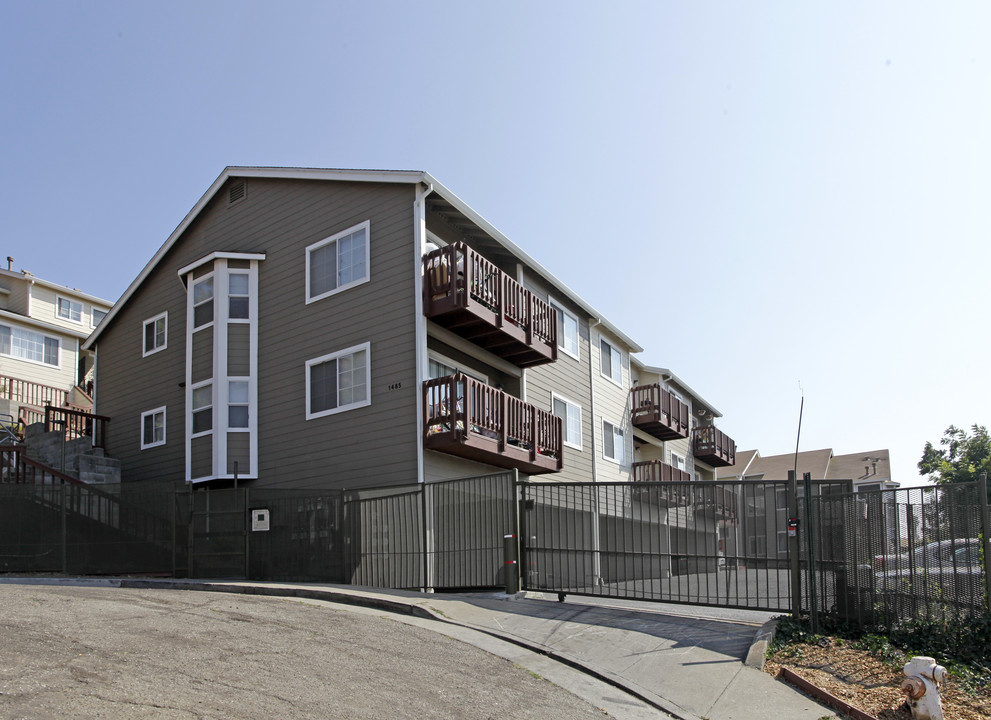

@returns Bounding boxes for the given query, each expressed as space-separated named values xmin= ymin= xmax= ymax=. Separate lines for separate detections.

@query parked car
xmin=874 ymin=539 xmax=984 ymax=603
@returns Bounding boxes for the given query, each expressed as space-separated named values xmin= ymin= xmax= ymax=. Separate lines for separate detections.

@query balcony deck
xmin=423 ymin=243 xmax=557 ymax=368
xmin=630 ymin=384 xmax=690 ymax=441
xmin=693 ymin=426 xmax=736 ymax=468
xmin=423 ymin=374 xmax=562 ymax=475
xmin=631 ymin=460 xmax=691 ymax=507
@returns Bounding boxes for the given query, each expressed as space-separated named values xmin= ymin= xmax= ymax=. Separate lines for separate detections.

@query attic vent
xmin=228 ymin=180 xmax=246 ymax=205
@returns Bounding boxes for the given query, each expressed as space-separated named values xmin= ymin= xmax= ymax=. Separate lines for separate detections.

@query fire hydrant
xmin=900 ymin=656 xmax=947 ymax=720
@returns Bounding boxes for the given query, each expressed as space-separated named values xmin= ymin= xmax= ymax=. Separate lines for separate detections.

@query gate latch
xmin=787 ymin=517 xmax=799 ymax=537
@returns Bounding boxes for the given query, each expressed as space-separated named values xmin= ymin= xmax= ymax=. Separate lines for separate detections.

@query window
xmin=192 ymin=277 xmax=214 ymax=328
xmin=191 ymin=383 xmax=213 ymax=435
xmin=306 ymin=343 xmax=370 ymax=419
xmin=56 ymin=297 xmax=82 ymax=323
xmin=306 ymin=221 xmax=370 ymax=303
xmin=776 ymin=531 xmax=789 ymax=553
xmin=143 ymin=313 xmax=167 ymax=356
xmin=600 ymin=339 xmax=622 ymax=385
xmin=549 ymin=298 xmax=578 ymax=358
xmin=670 ymin=452 xmax=686 ymax=472
xmin=228 ymin=273 xmax=249 ymax=320
xmin=91 ymin=308 xmax=108 ymax=328
xmin=141 ymin=407 xmax=166 ymax=449
xmin=602 ymin=420 xmax=624 ymax=463
xmin=0 ymin=324 xmax=59 ymax=366
xmin=552 ymin=394 xmax=582 ymax=450
xmin=228 ymin=381 xmax=249 ymax=428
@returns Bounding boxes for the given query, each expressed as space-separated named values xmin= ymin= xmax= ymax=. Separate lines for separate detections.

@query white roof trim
xmin=632 ymin=357 xmax=721 ymax=418
xmin=85 ymin=166 xmax=642 ymax=354
xmin=0 ymin=309 xmax=93 ymax=341
xmin=177 ymin=252 xmax=267 ymax=278
xmin=0 ymin=268 xmax=112 ymax=306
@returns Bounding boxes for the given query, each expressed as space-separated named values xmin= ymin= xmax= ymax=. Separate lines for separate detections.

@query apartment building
xmin=84 ymin=167 xmax=734 ymax=491
xmin=0 ymin=264 xmax=112 ymax=425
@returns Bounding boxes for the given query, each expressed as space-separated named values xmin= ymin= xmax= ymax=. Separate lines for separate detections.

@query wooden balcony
xmin=631 ymin=460 xmax=691 ymax=507
xmin=423 ymin=243 xmax=557 ymax=368
xmin=692 ymin=484 xmax=738 ymax=522
xmin=423 ymin=374 xmax=562 ymax=475
xmin=692 ymin=426 xmax=736 ymax=468
xmin=630 ymin=384 xmax=690 ymax=441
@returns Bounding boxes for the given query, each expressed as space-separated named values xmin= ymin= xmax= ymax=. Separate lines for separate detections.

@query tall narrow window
xmin=603 ymin=420 xmax=624 ymax=463
xmin=600 ymin=339 xmax=622 ymax=385
xmin=306 ymin=343 xmax=370 ymax=419
xmin=141 ymin=407 xmax=166 ymax=449
xmin=192 ymin=277 xmax=214 ymax=328
xmin=191 ymin=384 xmax=213 ymax=435
xmin=306 ymin=221 xmax=370 ymax=303
xmin=552 ymin=394 xmax=582 ymax=450
xmin=143 ymin=313 xmax=167 ymax=356
xmin=549 ymin=299 xmax=578 ymax=358
xmin=228 ymin=381 xmax=249 ymax=428
xmin=228 ymin=273 xmax=249 ymax=320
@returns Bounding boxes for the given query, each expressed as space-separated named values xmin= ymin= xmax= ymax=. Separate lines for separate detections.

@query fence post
xmin=60 ymin=483 xmax=67 ymax=574
xmin=788 ymin=470 xmax=802 ymax=617
xmin=421 ymin=481 xmax=430 ymax=592
xmin=512 ymin=469 xmax=521 ymax=591
xmin=979 ymin=472 xmax=991 ymax=613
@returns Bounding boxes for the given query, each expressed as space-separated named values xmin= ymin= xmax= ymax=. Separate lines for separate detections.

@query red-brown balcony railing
xmin=631 ymin=460 xmax=691 ymax=507
xmin=423 ymin=243 xmax=557 ymax=368
xmin=692 ymin=484 xmax=738 ymax=521
xmin=423 ymin=373 xmax=562 ymax=475
xmin=692 ymin=426 xmax=736 ymax=468
xmin=0 ymin=375 xmax=68 ymax=409
xmin=45 ymin=405 xmax=110 ymax=451
xmin=630 ymin=384 xmax=690 ymax=441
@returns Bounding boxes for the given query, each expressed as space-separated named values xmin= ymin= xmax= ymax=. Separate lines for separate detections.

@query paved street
xmin=0 ymin=585 xmax=635 ymax=720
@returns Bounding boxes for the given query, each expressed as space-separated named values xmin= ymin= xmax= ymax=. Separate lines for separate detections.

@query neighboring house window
xmin=552 ymin=393 xmax=582 ymax=450
xmin=600 ymin=339 xmax=622 ymax=385
xmin=143 ymin=313 xmax=167 ymax=356
xmin=671 ymin=452 xmax=686 ymax=472
xmin=306 ymin=221 xmax=370 ymax=303
xmin=776 ymin=531 xmax=789 ymax=553
xmin=191 ymin=383 xmax=213 ymax=435
xmin=141 ymin=407 xmax=166 ymax=449
xmin=192 ymin=276 xmax=214 ymax=328
xmin=56 ymin=297 xmax=83 ymax=323
xmin=228 ymin=273 xmax=250 ymax=320
xmin=91 ymin=308 xmax=108 ymax=328
xmin=549 ymin=298 xmax=578 ymax=358
xmin=228 ymin=381 xmax=249 ymax=428
xmin=0 ymin=324 xmax=59 ymax=366
xmin=306 ymin=343 xmax=370 ymax=419
xmin=602 ymin=420 xmax=624 ymax=463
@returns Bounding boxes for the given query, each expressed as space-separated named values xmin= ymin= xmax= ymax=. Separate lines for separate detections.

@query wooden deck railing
xmin=423 ymin=243 xmax=557 ymax=366
xmin=632 ymin=459 xmax=691 ymax=484
xmin=630 ymin=384 xmax=690 ymax=440
xmin=423 ymin=373 xmax=562 ymax=473
xmin=0 ymin=444 xmax=83 ymax=486
xmin=0 ymin=375 xmax=68 ymax=408
xmin=692 ymin=425 xmax=736 ymax=467
xmin=45 ymin=405 xmax=110 ymax=450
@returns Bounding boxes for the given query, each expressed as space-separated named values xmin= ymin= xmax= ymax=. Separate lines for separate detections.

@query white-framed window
xmin=228 ymin=380 xmax=249 ymax=429
xmin=305 ymin=342 xmax=371 ymax=419
xmin=427 ymin=352 xmax=488 ymax=383
xmin=143 ymin=312 xmax=167 ymax=356
xmin=776 ymin=530 xmax=789 ymax=553
xmin=670 ymin=452 xmax=686 ymax=472
xmin=91 ymin=307 xmax=108 ymax=328
xmin=140 ymin=407 xmax=166 ymax=449
xmin=0 ymin=323 xmax=60 ymax=367
xmin=552 ymin=393 xmax=582 ymax=450
xmin=192 ymin=276 xmax=214 ymax=329
xmin=228 ymin=272 xmax=250 ymax=321
xmin=191 ymin=382 xmax=213 ymax=436
xmin=548 ymin=298 xmax=578 ymax=359
xmin=306 ymin=220 xmax=370 ymax=304
xmin=600 ymin=338 xmax=622 ymax=385
xmin=56 ymin=296 xmax=83 ymax=324
xmin=602 ymin=419 xmax=625 ymax=464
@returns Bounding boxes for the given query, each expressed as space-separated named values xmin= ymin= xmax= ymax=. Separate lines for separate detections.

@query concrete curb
xmin=744 ymin=618 xmax=777 ymax=669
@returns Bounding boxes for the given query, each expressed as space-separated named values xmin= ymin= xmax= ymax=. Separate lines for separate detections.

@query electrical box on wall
xmin=251 ymin=508 xmax=270 ymax=532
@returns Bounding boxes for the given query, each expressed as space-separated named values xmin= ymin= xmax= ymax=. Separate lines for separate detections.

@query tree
xmin=918 ymin=424 xmax=991 ymax=513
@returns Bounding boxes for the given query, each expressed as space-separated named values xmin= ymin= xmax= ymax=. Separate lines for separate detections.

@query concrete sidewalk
xmin=3 ymin=578 xmax=837 ymax=720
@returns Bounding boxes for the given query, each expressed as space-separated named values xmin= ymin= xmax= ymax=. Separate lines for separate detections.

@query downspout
xmin=413 ymin=181 xmax=434 ymax=486
xmin=587 ymin=319 xmax=600 ymax=483
xmin=588 ymin=317 xmax=602 ymax=585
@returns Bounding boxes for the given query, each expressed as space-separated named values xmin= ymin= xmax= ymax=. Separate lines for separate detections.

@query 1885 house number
xmin=388 ymin=382 xmax=403 ymax=391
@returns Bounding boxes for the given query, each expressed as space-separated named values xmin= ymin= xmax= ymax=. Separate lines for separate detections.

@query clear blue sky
xmin=3 ymin=1 xmax=989 ymax=486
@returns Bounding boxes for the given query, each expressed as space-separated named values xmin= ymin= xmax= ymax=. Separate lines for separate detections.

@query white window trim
xmin=140 ymin=406 xmax=167 ymax=449
xmin=599 ymin=338 xmax=623 ymax=387
xmin=55 ymin=295 xmax=84 ymax=325
xmin=427 ymin=350 xmax=489 ymax=384
xmin=91 ymin=307 xmax=108 ymax=329
xmin=305 ymin=341 xmax=372 ymax=420
xmin=548 ymin=296 xmax=579 ymax=360
xmin=191 ymin=274 xmax=215 ymax=331
xmin=227 ymin=378 xmax=251 ymax=432
xmin=551 ymin=392 xmax=582 ymax=451
xmin=602 ymin=418 xmax=625 ymax=465
xmin=0 ymin=322 xmax=61 ymax=368
xmin=227 ymin=271 xmax=251 ymax=324
xmin=142 ymin=312 xmax=168 ymax=357
xmin=190 ymin=379 xmax=214 ymax=439
xmin=305 ymin=220 xmax=371 ymax=304
xmin=670 ymin=451 xmax=686 ymax=471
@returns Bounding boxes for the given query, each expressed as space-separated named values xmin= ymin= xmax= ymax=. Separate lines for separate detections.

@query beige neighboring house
xmin=0 ymin=263 xmax=113 ymax=428
xmin=717 ymin=447 xmax=897 ymax=493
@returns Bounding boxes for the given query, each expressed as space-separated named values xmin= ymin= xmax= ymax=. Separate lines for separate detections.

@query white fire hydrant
xmin=900 ymin=656 xmax=947 ymax=720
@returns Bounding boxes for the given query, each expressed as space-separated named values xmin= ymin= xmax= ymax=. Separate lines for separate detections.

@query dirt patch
xmin=765 ymin=639 xmax=991 ymax=720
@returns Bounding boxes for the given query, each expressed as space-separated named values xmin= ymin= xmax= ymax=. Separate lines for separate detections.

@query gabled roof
xmin=826 ymin=449 xmax=892 ymax=484
xmin=717 ymin=448 xmax=833 ymax=481
xmin=0 ymin=268 xmax=112 ymax=307
xmin=85 ymin=167 xmax=642 ymax=353
xmin=630 ymin=357 xmax=722 ymax=418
